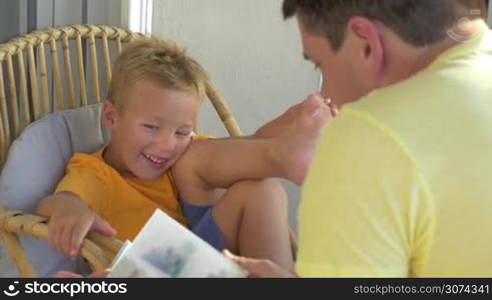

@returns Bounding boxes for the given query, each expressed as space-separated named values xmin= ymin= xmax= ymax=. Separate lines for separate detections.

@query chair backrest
xmin=0 ymin=104 xmax=107 ymax=277
xmin=0 ymin=24 xmax=241 ymax=167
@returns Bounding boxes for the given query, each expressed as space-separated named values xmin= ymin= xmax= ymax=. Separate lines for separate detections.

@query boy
xmin=36 ymin=38 xmax=332 ymax=273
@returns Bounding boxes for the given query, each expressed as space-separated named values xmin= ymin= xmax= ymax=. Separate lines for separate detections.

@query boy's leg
xmin=211 ymin=179 xmax=294 ymax=271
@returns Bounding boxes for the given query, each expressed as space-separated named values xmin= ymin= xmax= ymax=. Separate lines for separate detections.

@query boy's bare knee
xmin=258 ymin=178 xmax=287 ymax=200
xmin=228 ymin=179 xmax=287 ymax=206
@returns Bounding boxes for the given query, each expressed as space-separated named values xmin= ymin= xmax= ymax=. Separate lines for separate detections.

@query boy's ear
xmin=101 ymin=100 xmax=118 ymax=129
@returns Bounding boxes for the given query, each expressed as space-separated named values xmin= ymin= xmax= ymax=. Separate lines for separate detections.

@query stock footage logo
xmin=3 ymin=281 xmax=20 ymax=297
xmin=1 ymin=279 xmax=128 ymax=298
xmin=447 ymin=9 xmax=483 ymax=42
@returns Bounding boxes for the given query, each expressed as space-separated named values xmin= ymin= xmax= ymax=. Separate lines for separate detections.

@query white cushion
xmin=0 ymin=104 xmax=109 ymax=277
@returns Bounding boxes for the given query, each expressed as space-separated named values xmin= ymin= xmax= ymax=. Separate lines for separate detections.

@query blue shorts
xmin=180 ymin=200 xmax=226 ymax=251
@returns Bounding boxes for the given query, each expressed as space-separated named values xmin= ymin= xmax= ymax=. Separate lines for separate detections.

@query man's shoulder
xmin=351 ymin=30 xmax=492 ymax=118
xmin=348 ymin=70 xmax=441 ymax=114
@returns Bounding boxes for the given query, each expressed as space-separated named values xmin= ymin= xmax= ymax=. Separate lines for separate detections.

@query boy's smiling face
xmin=102 ymin=80 xmax=200 ymax=180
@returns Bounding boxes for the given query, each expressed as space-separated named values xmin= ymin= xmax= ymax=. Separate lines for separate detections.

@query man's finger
xmin=54 ymin=269 xmax=110 ymax=278
xmin=223 ymin=250 xmax=289 ymax=278
xmin=54 ymin=271 xmax=83 ymax=278
xmin=235 ymin=259 xmax=271 ymax=277
xmin=87 ymin=269 xmax=110 ymax=278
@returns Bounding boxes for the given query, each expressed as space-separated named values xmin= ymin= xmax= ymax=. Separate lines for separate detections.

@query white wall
xmin=153 ymin=0 xmax=321 ymax=232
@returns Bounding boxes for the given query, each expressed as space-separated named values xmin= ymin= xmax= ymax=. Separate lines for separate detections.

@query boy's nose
xmin=155 ymin=133 xmax=177 ymax=153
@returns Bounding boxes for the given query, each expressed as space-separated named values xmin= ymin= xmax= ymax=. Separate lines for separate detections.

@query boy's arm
xmin=173 ymin=94 xmax=333 ymax=197
xmin=36 ymin=192 xmax=116 ymax=259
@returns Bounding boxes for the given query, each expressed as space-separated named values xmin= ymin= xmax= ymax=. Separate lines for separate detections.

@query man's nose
xmin=320 ymin=79 xmax=329 ymax=99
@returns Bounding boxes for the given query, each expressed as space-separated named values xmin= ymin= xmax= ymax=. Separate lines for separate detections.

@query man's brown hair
xmin=283 ymin=0 xmax=488 ymax=51
xmin=107 ymin=37 xmax=210 ymax=109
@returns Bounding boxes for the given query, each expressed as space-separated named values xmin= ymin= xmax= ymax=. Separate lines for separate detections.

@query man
xmin=229 ymin=0 xmax=492 ymax=277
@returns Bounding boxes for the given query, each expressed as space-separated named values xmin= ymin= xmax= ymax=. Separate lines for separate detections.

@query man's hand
xmin=224 ymin=250 xmax=297 ymax=278
xmin=54 ymin=269 xmax=110 ymax=278
xmin=39 ymin=193 xmax=116 ymax=260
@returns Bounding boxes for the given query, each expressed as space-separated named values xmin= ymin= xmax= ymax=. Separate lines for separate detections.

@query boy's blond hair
xmin=107 ymin=37 xmax=210 ymax=109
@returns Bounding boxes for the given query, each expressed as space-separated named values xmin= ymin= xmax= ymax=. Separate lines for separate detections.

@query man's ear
xmin=346 ymin=16 xmax=385 ymax=78
xmin=101 ymin=100 xmax=118 ymax=129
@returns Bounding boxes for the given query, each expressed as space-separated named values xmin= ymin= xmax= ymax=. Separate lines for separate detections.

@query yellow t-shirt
xmin=55 ymin=149 xmax=187 ymax=242
xmin=298 ymin=30 xmax=492 ymax=277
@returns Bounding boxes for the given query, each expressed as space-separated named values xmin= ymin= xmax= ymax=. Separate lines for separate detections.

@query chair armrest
xmin=0 ymin=210 xmax=122 ymax=277
xmin=87 ymin=232 xmax=123 ymax=255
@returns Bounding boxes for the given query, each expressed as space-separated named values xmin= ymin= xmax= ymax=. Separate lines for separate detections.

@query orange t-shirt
xmin=55 ymin=148 xmax=187 ymax=242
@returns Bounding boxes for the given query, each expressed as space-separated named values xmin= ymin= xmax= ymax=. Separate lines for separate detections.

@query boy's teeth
xmin=144 ymin=154 xmax=164 ymax=164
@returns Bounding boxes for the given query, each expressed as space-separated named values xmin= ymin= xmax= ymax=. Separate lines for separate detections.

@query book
xmin=108 ymin=209 xmax=246 ymax=278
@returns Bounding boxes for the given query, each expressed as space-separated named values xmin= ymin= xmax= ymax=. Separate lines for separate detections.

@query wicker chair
xmin=0 ymin=24 xmax=295 ymax=277
xmin=0 ymin=24 xmax=244 ymax=277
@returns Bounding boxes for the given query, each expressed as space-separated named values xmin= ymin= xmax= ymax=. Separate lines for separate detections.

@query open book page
xmin=108 ymin=209 xmax=246 ymax=278
xmin=109 ymin=240 xmax=133 ymax=269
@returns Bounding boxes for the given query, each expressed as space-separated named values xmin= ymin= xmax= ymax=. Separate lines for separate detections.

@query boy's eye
xmin=143 ymin=124 xmax=159 ymax=130
xmin=176 ymin=130 xmax=194 ymax=137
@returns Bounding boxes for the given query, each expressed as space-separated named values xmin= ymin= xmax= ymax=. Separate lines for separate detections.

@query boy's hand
xmin=46 ymin=194 xmax=116 ymax=259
